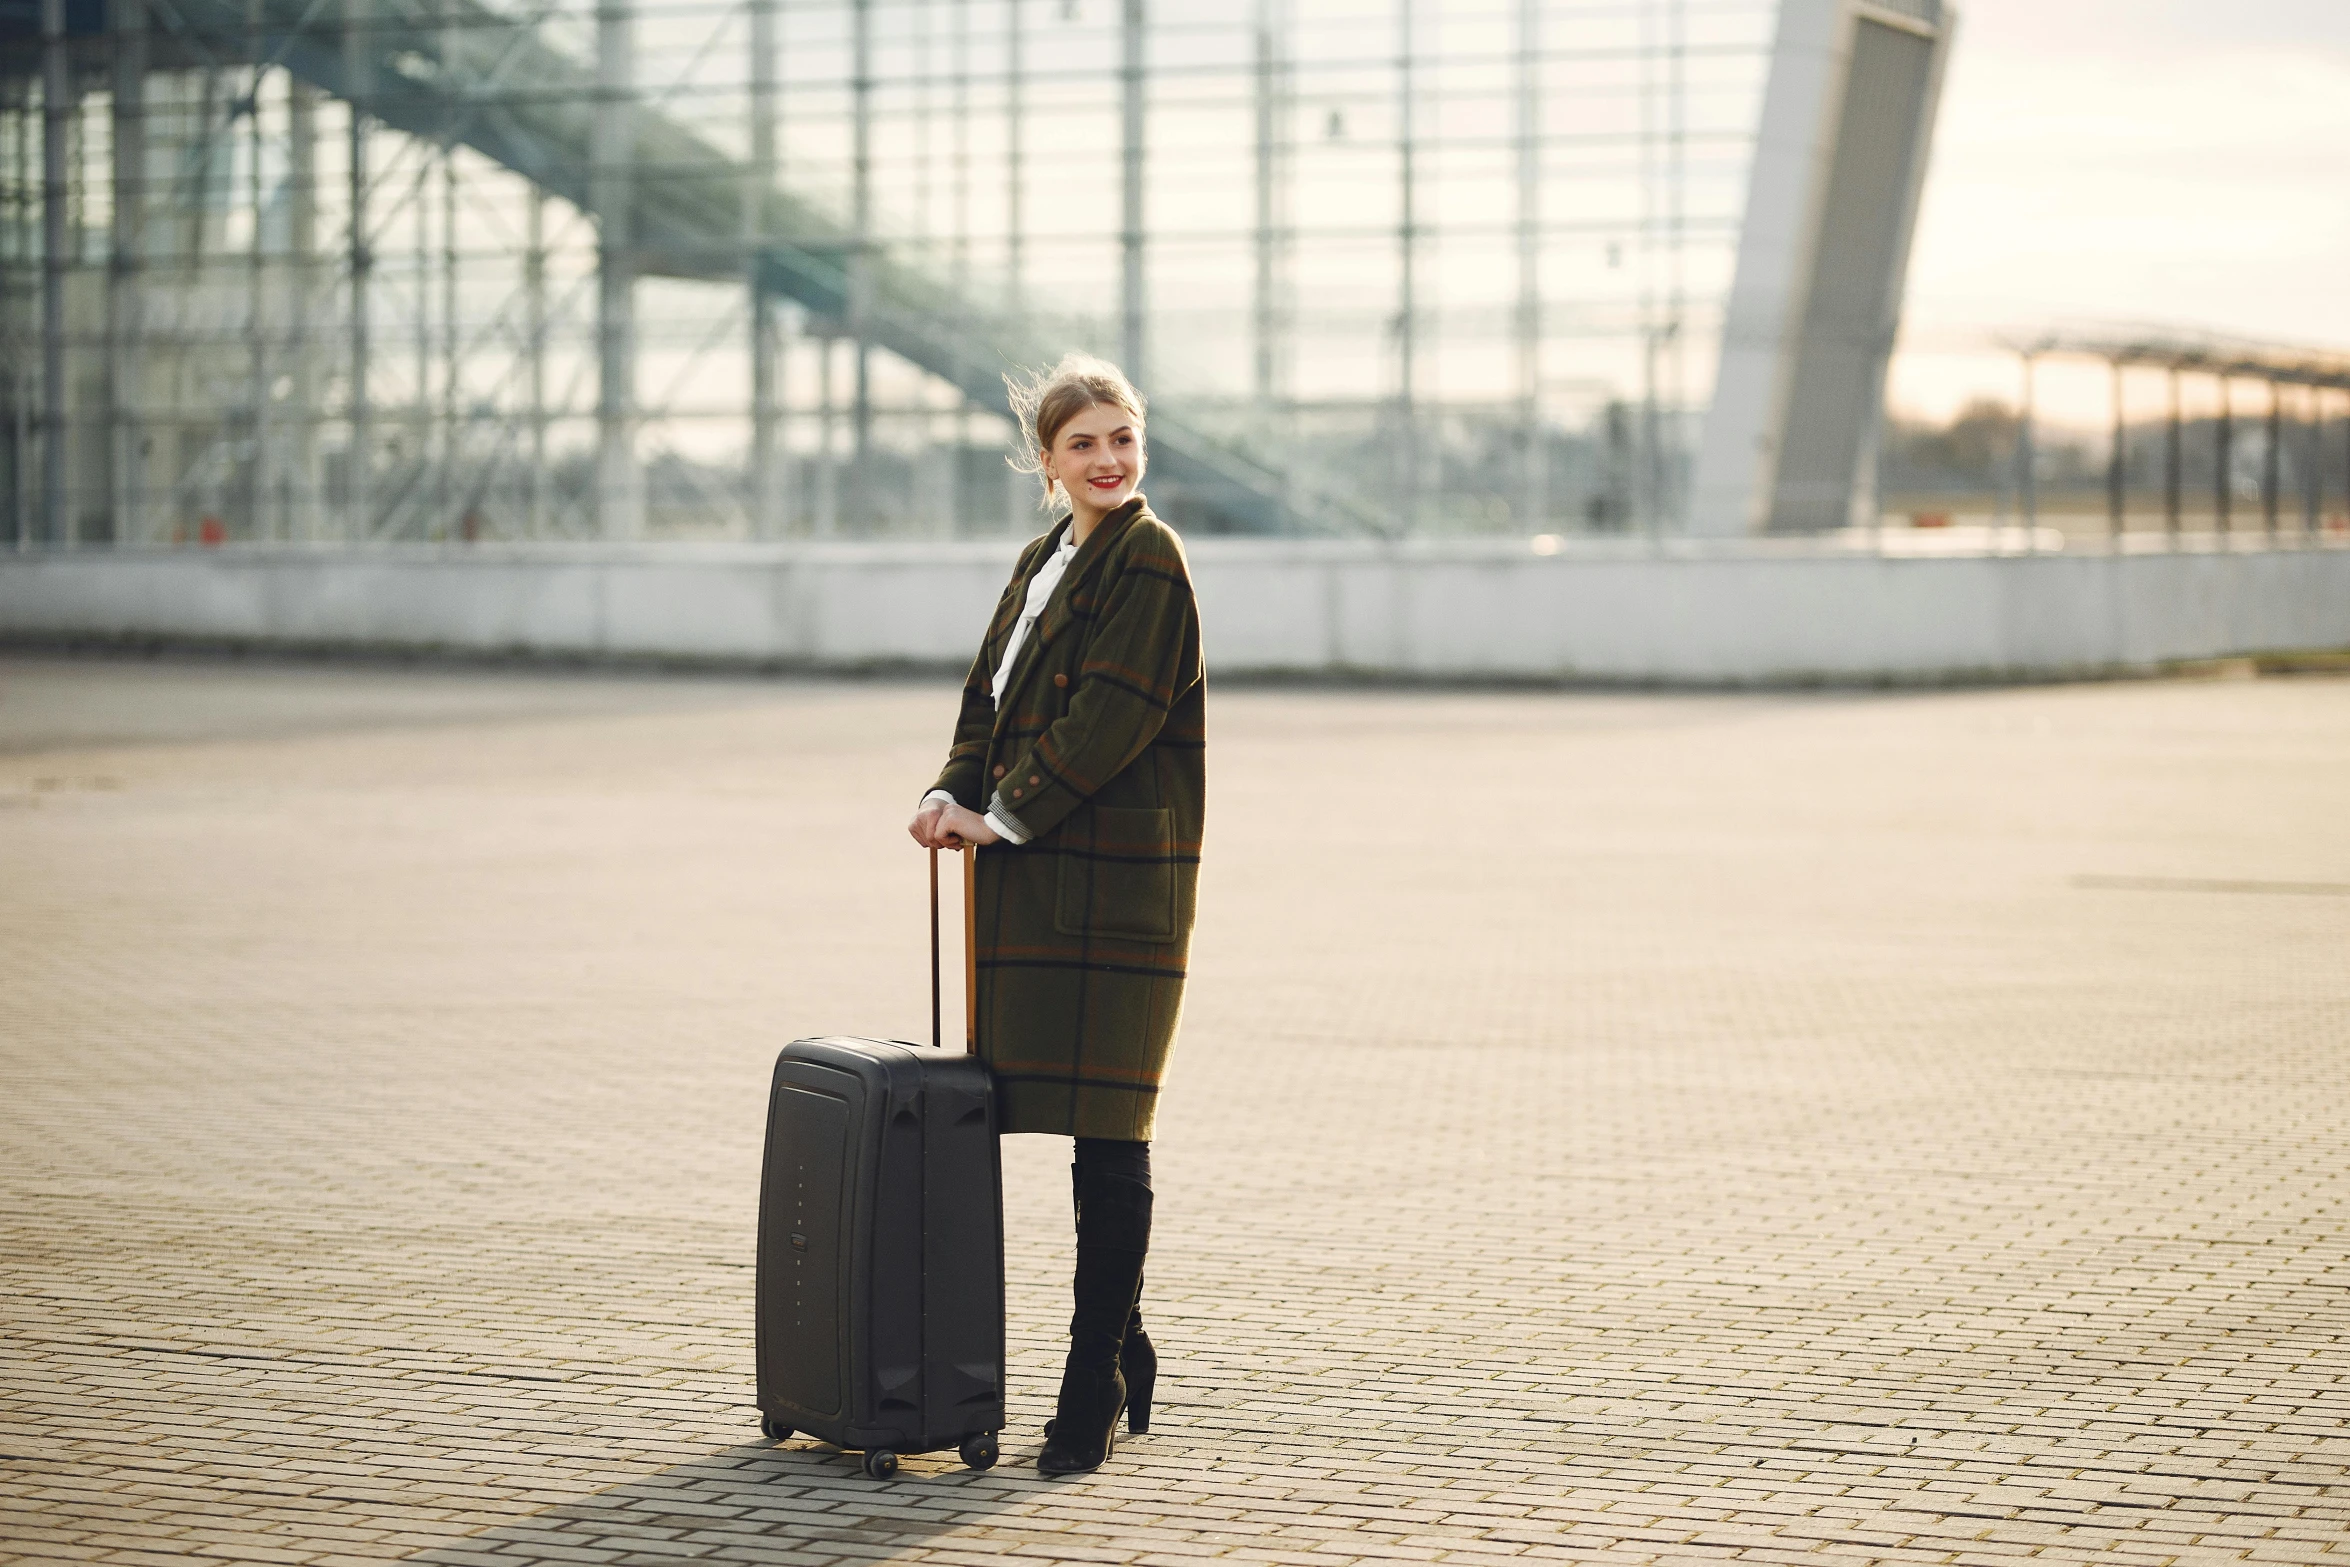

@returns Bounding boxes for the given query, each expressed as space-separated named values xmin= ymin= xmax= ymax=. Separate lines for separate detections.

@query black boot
xmin=1122 ymin=1293 xmax=1156 ymax=1434
xmin=1047 ymin=1293 xmax=1155 ymax=1438
xmin=1037 ymin=1170 xmax=1151 ymax=1475
xmin=1043 ymin=1148 xmax=1156 ymax=1439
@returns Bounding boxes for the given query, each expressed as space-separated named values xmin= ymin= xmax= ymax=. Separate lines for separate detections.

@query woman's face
xmin=1040 ymin=401 xmax=1144 ymax=522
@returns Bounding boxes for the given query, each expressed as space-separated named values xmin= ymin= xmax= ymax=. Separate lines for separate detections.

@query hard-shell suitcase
xmin=755 ymin=847 xmax=1005 ymax=1479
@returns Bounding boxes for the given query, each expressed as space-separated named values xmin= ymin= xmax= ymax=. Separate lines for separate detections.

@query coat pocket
xmin=1055 ymin=807 xmax=1177 ymax=943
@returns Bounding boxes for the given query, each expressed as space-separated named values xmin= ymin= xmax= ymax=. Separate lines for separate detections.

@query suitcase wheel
xmin=758 ymin=1414 xmax=792 ymax=1442
xmin=958 ymin=1432 xmax=999 ymax=1471
xmin=860 ymin=1448 xmax=900 ymax=1480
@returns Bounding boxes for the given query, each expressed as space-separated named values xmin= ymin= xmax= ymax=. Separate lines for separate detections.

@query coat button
xmin=992 ymin=765 xmax=1006 ymax=778
xmin=1012 ymin=788 xmax=1023 ymax=798
xmin=1028 ymin=775 xmax=1040 ymax=786
xmin=1053 ymin=673 xmax=1069 ymax=688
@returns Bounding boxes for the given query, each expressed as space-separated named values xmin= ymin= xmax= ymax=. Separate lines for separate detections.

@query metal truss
xmin=4 ymin=0 xmax=1777 ymax=549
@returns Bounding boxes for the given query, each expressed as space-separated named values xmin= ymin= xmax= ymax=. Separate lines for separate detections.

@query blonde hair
xmin=1005 ymin=353 xmax=1148 ymax=512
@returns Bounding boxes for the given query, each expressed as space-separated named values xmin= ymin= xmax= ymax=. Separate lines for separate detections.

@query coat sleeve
xmin=927 ymin=653 xmax=998 ymax=810
xmin=987 ymin=530 xmax=1199 ymax=843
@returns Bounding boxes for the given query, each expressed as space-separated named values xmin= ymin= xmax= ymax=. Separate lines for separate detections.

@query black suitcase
xmin=755 ymin=847 xmax=1006 ymax=1479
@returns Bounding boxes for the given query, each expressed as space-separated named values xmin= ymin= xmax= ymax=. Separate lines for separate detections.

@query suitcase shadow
xmin=399 ymin=1436 xmax=1055 ymax=1562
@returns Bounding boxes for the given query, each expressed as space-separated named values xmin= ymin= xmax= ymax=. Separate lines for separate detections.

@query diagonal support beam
xmin=163 ymin=0 xmax=1302 ymax=532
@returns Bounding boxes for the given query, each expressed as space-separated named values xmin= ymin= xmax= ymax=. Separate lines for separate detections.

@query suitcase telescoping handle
xmin=928 ymin=845 xmax=978 ymax=1054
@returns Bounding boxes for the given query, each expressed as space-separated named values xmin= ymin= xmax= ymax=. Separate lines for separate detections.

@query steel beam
xmin=109 ymin=0 xmax=148 ymax=547
xmin=434 ymin=0 xmax=460 ymax=539
xmin=2304 ymin=387 xmax=2322 ymax=539
xmin=748 ymin=0 xmax=782 ymax=539
xmin=594 ymin=0 xmax=643 ymax=537
xmin=1004 ymin=0 xmax=1026 ymax=529
xmin=2106 ymin=358 xmax=2123 ymax=544
xmin=1005 ymin=0 xmax=1024 ymax=320
xmin=2214 ymin=376 xmax=2232 ymax=536
xmin=1120 ymin=0 xmax=1146 ymax=382
xmin=2164 ymin=366 xmax=2181 ymax=545
xmin=1249 ymin=0 xmax=1290 ymax=531
xmin=526 ymin=187 xmax=548 ymax=536
xmin=1393 ymin=0 xmax=1417 ymax=536
xmin=1661 ymin=0 xmax=1687 ymax=529
xmin=246 ymin=17 xmax=273 ymax=540
xmin=751 ymin=294 xmax=784 ymax=537
xmin=289 ymin=82 xmax=322 ymax=540
xmin=345 ymin=0 xmax=373 ymax=541
xmin=948 ymin=0 xmax=971 ymax=534
xmin=40 ymin=0 xmax=70 ymax=547
xmin=1514 ymin=0 xmax=1541 ymax=534
xmin=1637 ymin=0 xmax=1657 ymax=533
xmin=849 ymin=0 xmax=872 ymax=529
xmin=412 ymin=118 xmax=430 ymax=534
xmin=2262 ymin=381 xmax=2280 ymax=539
xmin=1251 ymin=0 xmax=1281 ymax=405
xmin=816 ymin=329 xmax=839 ymax=536
xmin=8 ymin=80 xmax=24 ymax=547
xmin=439 ymin=122 xmax=458 ymax=537
xmin=2016 ymin=351 xmax=2037 ymax=546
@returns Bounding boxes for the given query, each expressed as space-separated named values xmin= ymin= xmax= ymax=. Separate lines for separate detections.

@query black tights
xmin=1072 ymin=1137 xmax=1151 ymax=1192
xmin=1070 ymin=1137 xmax=1151 ymax=1246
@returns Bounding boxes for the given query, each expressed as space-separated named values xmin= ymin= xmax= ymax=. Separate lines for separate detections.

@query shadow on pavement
xmin=405 ymin=1437 xmax=1047 ymax=1565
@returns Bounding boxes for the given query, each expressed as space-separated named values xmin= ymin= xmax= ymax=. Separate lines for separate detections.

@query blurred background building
xmin=0 ymin=0 xmax=1976 ymax=546
xmin=5 ymin=0 xmax=2344 ymax=686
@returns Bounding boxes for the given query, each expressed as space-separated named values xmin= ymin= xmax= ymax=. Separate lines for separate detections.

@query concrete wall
xmin=3 ymin=540 xmax=2346 ymax=684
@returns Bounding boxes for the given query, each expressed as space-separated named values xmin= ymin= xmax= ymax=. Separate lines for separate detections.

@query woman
xmin=907 ymin=354 xmax=1204 ymax=1477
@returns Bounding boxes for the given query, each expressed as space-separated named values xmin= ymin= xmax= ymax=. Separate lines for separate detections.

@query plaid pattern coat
xmin=930 ymin=496 xmax=1205 ymax=1142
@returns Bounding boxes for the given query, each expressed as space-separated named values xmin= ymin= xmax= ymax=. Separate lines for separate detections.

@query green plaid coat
xmin=930 ymin=497 xmax=1205 ymax=1142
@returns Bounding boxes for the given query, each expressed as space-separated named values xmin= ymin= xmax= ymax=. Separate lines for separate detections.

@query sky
xmin=1886 ymin=0 xmax=2350 ymax=425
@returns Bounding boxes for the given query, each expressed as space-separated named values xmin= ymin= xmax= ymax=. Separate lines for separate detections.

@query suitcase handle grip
xmin=929 ymin=845 xmax=978 ymax=1054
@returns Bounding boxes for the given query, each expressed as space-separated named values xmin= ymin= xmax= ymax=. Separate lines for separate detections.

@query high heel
xmin=1121 ymin=1314 xmax=1155 ymax=1434
xmin=1037 ymin=1168 xmax=1151 ymax=1475
xmin=1037 ymin=1364 xmax=1127 ymax=1475
xmin=1047 ymin=1308 xmax=1155 ymax=1440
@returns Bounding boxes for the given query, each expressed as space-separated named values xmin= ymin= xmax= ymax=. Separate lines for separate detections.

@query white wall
xmin=3 ymin=540 xmax=2345 ymax=684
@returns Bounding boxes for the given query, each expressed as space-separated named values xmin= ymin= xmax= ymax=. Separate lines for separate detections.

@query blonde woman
xmin=908 ymin=355 xmax=1204 ymax=1475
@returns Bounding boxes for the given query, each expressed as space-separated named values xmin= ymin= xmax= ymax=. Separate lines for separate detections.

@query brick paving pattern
xmin=2 ymin=654 xmax=2346 ymax=1566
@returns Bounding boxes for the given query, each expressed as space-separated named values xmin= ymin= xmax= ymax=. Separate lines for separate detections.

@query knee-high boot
xmin=1121 ymin=1285 xmax=1157 ymax=1435
xmin=1036 ymin=1168 xmax=1151 ymax=1475
xmin=1053 ymin=1160 xmax=1157 ymax=1439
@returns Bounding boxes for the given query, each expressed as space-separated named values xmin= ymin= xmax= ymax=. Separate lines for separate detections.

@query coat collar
xmin=1042 ymin=494 xmax=1146 ymax=628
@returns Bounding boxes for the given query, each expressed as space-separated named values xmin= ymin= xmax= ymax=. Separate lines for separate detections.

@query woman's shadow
xmin=403 ymin=1435 xmax=1047 ymax=1563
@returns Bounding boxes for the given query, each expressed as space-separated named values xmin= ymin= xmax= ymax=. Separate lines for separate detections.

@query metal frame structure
xmin=3 ymin=0 xmax=1782 ymax=549
xmin=2004 ymin=330 xmax=2350 ymax=549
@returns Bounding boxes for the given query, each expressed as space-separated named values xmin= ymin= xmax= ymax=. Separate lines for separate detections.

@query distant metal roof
xmin=2004 ymin=328 xmax=2350 ymax=391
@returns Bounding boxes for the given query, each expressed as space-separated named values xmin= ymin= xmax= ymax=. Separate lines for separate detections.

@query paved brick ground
xmin=2 ymin=654 xmax=2346 ymax=1566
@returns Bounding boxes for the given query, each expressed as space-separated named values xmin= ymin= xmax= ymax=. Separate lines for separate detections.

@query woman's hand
xmin=935 ymin=802 xmax=1002 ymax=847
xmin=908 ymin=799 xmax=1001 ymax=849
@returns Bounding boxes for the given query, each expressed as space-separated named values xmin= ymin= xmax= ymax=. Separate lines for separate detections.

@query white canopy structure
xmin=1691 ymin=0 xmax=1954 ymax=536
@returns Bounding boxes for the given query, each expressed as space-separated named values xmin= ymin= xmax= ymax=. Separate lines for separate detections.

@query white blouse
xmin=992 ymin=534 xmax=1080 ymax=707
xmin=924 ymin=532 xmax=1081 ymax=846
